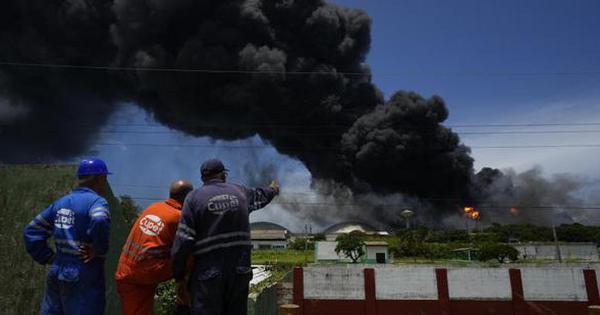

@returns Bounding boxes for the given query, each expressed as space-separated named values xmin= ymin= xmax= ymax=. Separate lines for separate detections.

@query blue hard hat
xmin=77 ymin=158 xmax=112 ymax=176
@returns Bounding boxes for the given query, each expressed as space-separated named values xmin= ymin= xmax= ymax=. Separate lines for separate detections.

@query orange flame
xmin=464 ymin=206 xmax=474 ymax=213
xmin=471 ymin=211 xmax=480 ymax=220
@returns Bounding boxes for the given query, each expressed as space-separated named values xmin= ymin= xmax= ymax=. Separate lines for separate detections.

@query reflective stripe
xmin=125 ymin=240 xmax=143 ymax=250
xmin=36 ymin=215 xmax=51 ymax=227
xmin=250 ymin=188 xmax=271 ymax=212
xmin=91 ymin=212 xmax=109 ymax=218
xmin=89 ymin=207 xmax=110 ymax=218
xmin=55 ymin=239 xmax=90 ymax=248
xmin=90 ymin=206 xmax=107 ymax=213
xmin=195 ymin=231 xmax=250 ymax=247
xmin=194 ymin=240 xmax=252 ymax=256
xmin=58 ymin=247 xmax=80 ymax=255
xmin=123 ymin=249 xmax=143 ymax=260
xmin=176 ymin=231 xmax=195 ymax=241
xmin=144 ymin=247 xmax=166 ymax=254
xmin=29 ymin=222 xmax=52 ymax=232
xmin=123 ymin=240 xmax=168 ymax=258
xmin=178 ymin=224 xmax=196 ymax=236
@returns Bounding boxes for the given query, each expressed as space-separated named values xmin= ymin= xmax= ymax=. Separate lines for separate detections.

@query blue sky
xmin=340 ymin=0 xmax=600 ymax=119
xmin=88 ymin=0 xmax=600 ymax=231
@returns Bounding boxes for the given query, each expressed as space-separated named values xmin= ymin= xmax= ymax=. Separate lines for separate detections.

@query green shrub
xmin=289 ymin=237 xmax=315 ymax=250
xmin=156 ymin=280 xmax=178 ymax=315
xmin=478 ymin=243 xmax=519 ymax=263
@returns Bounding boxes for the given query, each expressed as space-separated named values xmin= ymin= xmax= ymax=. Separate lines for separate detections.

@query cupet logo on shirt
xmin=207 ymin=194 xmax=240 ymax=215
xmin=139 ymin=214 xmax=165 ymax=236
xmin=55 ymin=208 xmax=75 ymax=229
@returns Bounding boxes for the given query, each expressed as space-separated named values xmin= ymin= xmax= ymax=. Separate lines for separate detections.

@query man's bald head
xmin=169 ymin=180 xmax=194 ymax=204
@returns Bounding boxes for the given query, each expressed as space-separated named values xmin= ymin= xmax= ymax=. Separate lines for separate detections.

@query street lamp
xmin=401 ymin=209 xmax=414 ymax=229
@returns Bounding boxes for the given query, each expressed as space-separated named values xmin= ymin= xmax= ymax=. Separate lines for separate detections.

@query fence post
xmin=584 ymin=269 xmax=600 ymax=306
xmin=589 ymin=305 xmax=600 ymax=315
xmin=364 ymin=268 xmax=377 ymax=315
xmin=509 ymin=268 xmax=525 ymax=315
xmin=279 ymin=304 xmax=300 ymax=315
xmin=293 ymin=267 xmax=304 ymax=315
xmin=435 ymin=268 xmax=450 ymax=315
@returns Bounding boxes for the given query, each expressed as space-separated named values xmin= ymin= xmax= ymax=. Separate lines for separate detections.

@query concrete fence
xmin=292 ymin=265 xmax=600 ymax=315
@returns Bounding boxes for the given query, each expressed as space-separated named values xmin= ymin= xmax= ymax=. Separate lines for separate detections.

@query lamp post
xmin=401 ymin=209 xmax=414 ymax=229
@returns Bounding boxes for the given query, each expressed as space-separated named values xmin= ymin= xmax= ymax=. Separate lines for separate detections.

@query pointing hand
xmin=270 ymin=180 xmax=280 ymax=195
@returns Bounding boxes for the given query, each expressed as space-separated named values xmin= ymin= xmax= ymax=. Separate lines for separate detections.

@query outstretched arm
xmin=247 ymin=180 xmax=279 ymax=213
xmin=24 ymin=205 xmax=55 ymax=265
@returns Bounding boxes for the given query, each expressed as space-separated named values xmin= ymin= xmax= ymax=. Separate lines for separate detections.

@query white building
xmin=315 ymin=241 xmax=389 ymax=264
xmin=250 ymin=221 xmax=290 ymax=250
xmin=513 ymin=242 xmax=598 ymax=261
xmin=364 ymin=241 xmax=389 ymax=264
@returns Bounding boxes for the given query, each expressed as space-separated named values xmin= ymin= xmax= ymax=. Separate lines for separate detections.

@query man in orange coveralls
xmin=116 ymin=180 xmax=194 ymax=315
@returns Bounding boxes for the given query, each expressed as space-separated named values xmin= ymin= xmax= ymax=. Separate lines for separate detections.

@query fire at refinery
xmin=463 ymin=206 xmax=481 ymax=220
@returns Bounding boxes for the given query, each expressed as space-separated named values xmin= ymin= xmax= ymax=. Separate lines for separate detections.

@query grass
xmin=0 ymin=165 xmax=130 ymax=314
xmin=249 ymin=250 xmax=312 ymax=295
xmin=252 ymin=249 xmax=314 ymax=266
xmin=0 ymin=165 xmax=75 ymax=314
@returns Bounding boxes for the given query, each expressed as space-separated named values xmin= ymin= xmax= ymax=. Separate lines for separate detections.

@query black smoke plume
xmin=1 ymin=0 xmax=475 ymax=224
xmin=0 ymin=0 xmax=123 ymax=161
xmin=0 ymin=0 xmax=471 ymax=198
xmin=471 ymin=167 xmax=597 ymax=226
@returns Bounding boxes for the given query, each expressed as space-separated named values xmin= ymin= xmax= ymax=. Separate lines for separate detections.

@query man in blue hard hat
xmin=171 ymin=158 xmax=280 ymax=315
xmin=24 ymin=158 xmax=112 ymax=315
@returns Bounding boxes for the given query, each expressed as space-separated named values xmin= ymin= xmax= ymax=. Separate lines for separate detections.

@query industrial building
xmin=315 ymin=241 xmax=389 ymax=264
xmin=250 ymin=221 xmax=290 ymax=250
xmin=322 ymin=221 xmax=390 ymax=241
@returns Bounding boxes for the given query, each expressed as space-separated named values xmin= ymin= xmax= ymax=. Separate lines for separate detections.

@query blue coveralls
xmin=171 ymin=180 xmax=277 ymax=315
xmin=24 ymin=187 xmax=111 ymax=315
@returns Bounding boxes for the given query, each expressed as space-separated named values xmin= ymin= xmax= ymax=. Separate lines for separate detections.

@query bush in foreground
xmin=478 ymin=243 xmax=519 ymax=263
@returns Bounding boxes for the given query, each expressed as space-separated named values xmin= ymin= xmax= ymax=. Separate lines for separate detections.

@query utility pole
xmin=552 ymin=223 xmax=562 ymax=263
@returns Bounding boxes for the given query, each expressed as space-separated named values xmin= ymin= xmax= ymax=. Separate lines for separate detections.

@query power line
xmin=0 ymin=61 xmax=369 ymax=76
xmin=471 ymin=144 xmax=600 ymax=149
xmin=2 ymin=61 xmax=600 ymax=77
xmin=94 ymin=129 xmax=600 ymax=136
xmin=450 ymin=122 xmax=600 ymax=128
xmin=459 ymin=130 xmax=600 ymax=135
xmin=124 ymin=196 xmax=600 ymax=210
xmin=98 ymin=122 xmax=600 ymax=128
xmin=94 ymin=142 xmax=600 ymax=150
xmin=96 ymin=122 xmax=600 ymax=129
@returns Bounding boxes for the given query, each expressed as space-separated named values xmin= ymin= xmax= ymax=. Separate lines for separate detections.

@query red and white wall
xmin=292 ymin=265 xmax=600 ymax=315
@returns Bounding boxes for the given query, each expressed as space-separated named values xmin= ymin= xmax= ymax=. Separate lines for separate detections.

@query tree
xmin=313 ymin=233 xmax=326 ymax=241
xmin=119 ymin=195 xmax=140 ymax=226
xmin=478 ymin=243 xmax=519 ymax=263
xmin=392 ymin=227 xmax=433 ymax=260
xmin=335 ymin=231 xmax=366 ymax=263
xmin=289 ymin=237 xmax=315 ymax=250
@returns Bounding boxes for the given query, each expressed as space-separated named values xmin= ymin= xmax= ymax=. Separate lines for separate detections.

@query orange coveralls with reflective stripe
xmin=115 ymin=198 xmax=182 ymax=315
